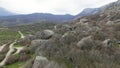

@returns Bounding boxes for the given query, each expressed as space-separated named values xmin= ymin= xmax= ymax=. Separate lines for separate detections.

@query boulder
xmin=30 ymin=39 xmax=48 ymax=52
xmin=102 ymin=39 xmax=112 ymax=48
xmin=36 ymin=30 xmax=54 ymax=39
xmin=32 ymin=56 xmax=49 ymax=68
xmin=117 ymin=41 xmax=120 ymax=44
xmin=77 ymin=36 xmax=93 ymax=50
xmin=106 ymin=21 xmax=114 ymax=26
xmin=32 ymin=56 xmax=66 ymax=68
xmin=54 ymin=24 xmax=71 ymax=30
xmin=80 ymin=18 xmax=88 ymax=23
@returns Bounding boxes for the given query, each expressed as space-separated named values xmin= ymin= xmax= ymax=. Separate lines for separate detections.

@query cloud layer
xmin=0 ymin=0 xmax=117 ymax=15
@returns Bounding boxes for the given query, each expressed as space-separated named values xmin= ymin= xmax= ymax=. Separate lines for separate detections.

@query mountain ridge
xmin=0 ymin=7 xmax=14 ymax=16
xmin=0 ymin=7 xmax=102 ymax=26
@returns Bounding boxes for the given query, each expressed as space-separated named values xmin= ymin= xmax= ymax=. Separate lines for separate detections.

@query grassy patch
xmin=14 ymin=43 xmax=22 ymax=47
xmin=14 ymin=54 xmax=20 ymax=58
xmin=4 ymin=61 xmax=25 ymax=68
xmin=0 ymin=29 xmax=20 ymax=45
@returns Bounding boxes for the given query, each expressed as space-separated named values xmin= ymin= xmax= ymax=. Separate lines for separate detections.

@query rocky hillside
xmin=25 ymin=0 xmax=120 ymax=68
xmin=75 ymin=8 xmax=102 ymax=18
xmin=0 ymin=0 xmax=120 ymax=68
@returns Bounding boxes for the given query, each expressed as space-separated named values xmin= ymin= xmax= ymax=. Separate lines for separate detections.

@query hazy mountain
xmin=0 ymin=7 xmax=102 ymax=26
xmin=0 ymin=1 xmax=117 ymax=26
xmin=0 ymin=7 xmax=14 ymax=16
xmin=75 ymin=8 xmax=102 ymax=18
xmin=0 ymin=5 xmax=105 ymax=26
xmin=0 ymin=13 xmax=74 ymax=26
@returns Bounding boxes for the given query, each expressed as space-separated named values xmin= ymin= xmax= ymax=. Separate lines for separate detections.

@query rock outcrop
xmin=30 ymin=39 xmax=48 ymax=52
xmin=41 ymin=30 xmax=54 ymax=39
xmin=32 ymin=56 xmax=66 ymax=68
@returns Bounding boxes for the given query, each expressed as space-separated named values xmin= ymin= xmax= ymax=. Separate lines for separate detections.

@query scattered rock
xmin=102 ymin=39 xmax=112 ymax=48
xmin=117 ymin=41 xmax=120 ymax=44
xmin=106 ymin=21 xmax=114 ymax=26
xmin=80 ymin=18 xmax=88 ymax=23
xmin=77 ymin=36 xmax=92 ymax=49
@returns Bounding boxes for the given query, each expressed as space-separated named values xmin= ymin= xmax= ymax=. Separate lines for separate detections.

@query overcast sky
xmin=0 ymin=0 xmax=117 ymax=15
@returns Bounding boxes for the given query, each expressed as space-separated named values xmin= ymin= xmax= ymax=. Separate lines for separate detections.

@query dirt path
xmin=18 ymin=31 xmax=25 ymax=38
xmin=0 ymin=41 xmax=17 ymax=66
xmin=0 ymin=28 xmax=8 ymax=30
xmin=0 ymin=31 xmax=25 ymax=67
xmin=13 ymin=47 xmax=25 ymax=55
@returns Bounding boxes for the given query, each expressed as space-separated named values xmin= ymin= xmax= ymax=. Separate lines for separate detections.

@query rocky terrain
xmin=0 ymin=0 xmax=120 ymax=68
xmin=0 ymin=22 xmax=55 ymax=68
xmin=29 ymin=0 xmax=120 ymax=68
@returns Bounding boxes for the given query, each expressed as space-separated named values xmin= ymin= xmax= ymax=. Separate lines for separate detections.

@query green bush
xmin=6 ymin=55 xmax=18 ymax=65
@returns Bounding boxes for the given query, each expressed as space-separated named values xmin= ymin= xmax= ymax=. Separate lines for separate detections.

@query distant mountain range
xmin=0 ymin=7 xmax=101 ymax=17
xmin=0 ymin=7 xmax=102 ymax=26
xmin=76 ymin=8 xmax=102 ymax=18
xmin=0 ymin=13 xmax=75 ymax=26
xmin=0 ymin=7 xmax=14 ymax=16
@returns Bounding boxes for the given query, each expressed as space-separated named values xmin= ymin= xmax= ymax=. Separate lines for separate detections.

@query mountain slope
xmin=0 ymin=7 xmax=14 ymax=16
xmin=29 ymin=0 xmax=120 ymax=68
xmin=76 ymin=8 xmax=102 ymax=18
xmin=0 ymin=0 xmax=120 ymax=68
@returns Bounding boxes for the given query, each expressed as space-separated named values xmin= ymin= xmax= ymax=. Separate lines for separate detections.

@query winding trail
xmin=13 ymin=47 xmax=25 ymax=55
xmin=0 ymin=28 xmax=8 ymax=30
xmin=0 ymin=40 xmax=17 ymax=66
xmin=15 ymin=31 xmax=25 ymax=55
xmin=0 ymin=31 xmax=25 ymax=67
xmin=18 ymin=31 xmax=25 ymax=38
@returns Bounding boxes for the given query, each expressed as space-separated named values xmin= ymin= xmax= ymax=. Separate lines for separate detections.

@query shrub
xmin=18 ymin=54 xmax=31 ymax=62
xmin=0 ymin=55 xmax=5 ymax=62
xmin=91 ymin=30 xmax=107 ymax=41
xmin=6 ymin=55 xmax=18 ymax=65
xmin=0 ymin=45 xmax=9 ymax=54
xmin=21 ymin=58 xmax=34 ymax=68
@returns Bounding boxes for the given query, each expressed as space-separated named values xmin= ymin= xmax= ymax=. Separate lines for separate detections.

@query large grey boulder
xmin=41 ymin=30 xmax=54 ymax=39
xmin=102 ymin=39 xmax=112 ymax=48
xmin=80 ymin=18 xmax=88 ymax=23
xmin=32 ymin=56 xmax=66 ymax=68
xmin=77 ymin=36 xmax=93 ymax=50
xmin=32 ymin=56 xmax=49 ymax=68
xmin=117 ymin=41 xmax=120 ymax=44
xmin=106 ymin=21 xmax=114 ymax=26
xmin=30 ymin=39 xmax=48 ymax=52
